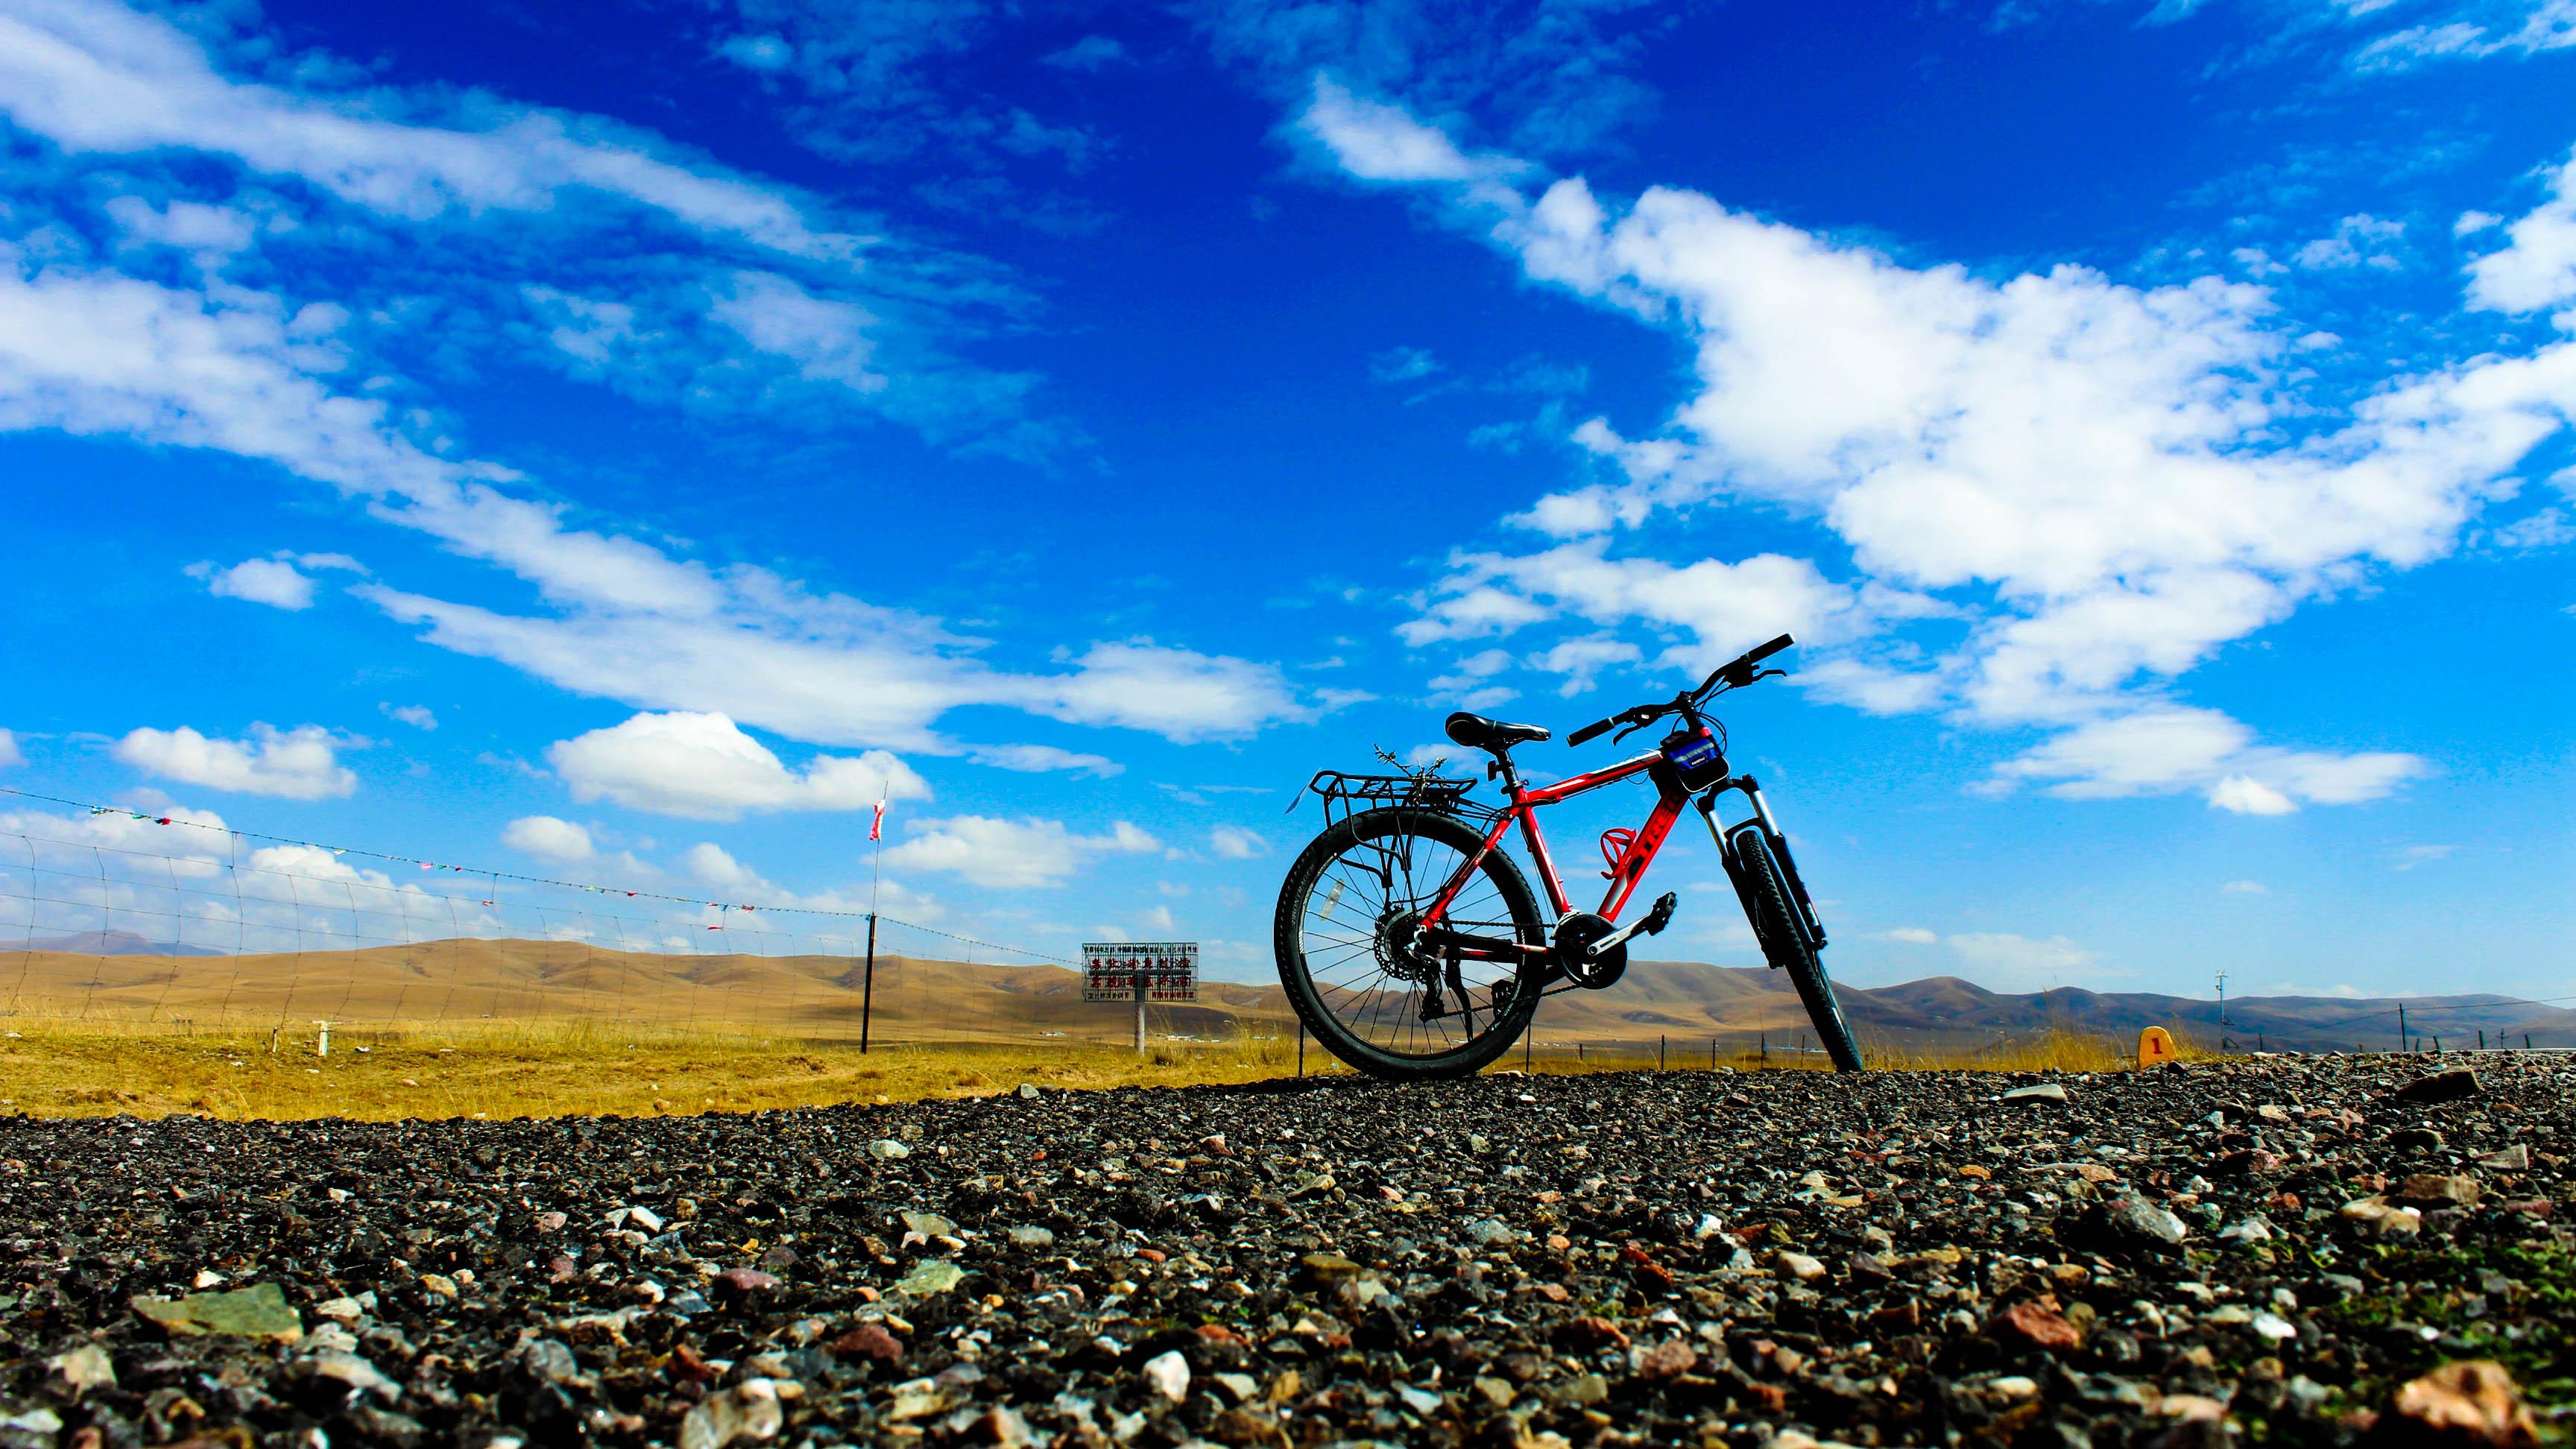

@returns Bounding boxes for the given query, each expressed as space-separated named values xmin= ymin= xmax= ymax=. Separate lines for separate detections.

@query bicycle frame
xmin=1415 ymin=748 xmax=1821 ymax=977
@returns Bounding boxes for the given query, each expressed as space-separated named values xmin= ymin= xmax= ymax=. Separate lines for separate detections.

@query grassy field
xmin=0 ymin=1017 xmax=2193 ymax=1121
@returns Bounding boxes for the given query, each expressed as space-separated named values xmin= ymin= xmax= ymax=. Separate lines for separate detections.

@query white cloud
xmin=683 ymin=841 xmax=770 ymax=892
xmin=379 ymin=703 xmax=437 ymax=730
xmin=1529 ymin=634 xmax=1641 ymax=696
xmin=188 ymin=546 xmax=363 ymax=603
xmin=1208 ymin=824 xmax=1268 ymax=859
xmin=2468 ymin=147 xmax=2576 ymax=314
xmin=1371 ymin=345 xmax=1442 ymax=383
xmin=2291 ymin=213 xmax=2406 ymax=271
xmin=716 ymin=32 xmax=795 ymax=71
xmin=0 ymin=728 xmax=18 ymax=768
xmin=2222 ymin=880 xmax=2269 ymax=894
xmin=1404 ymin=542 xmax=1882 ymax=671
xmin=502 ymin=815 xmax=594 ymax=862
xmin=1942 ymin=932 xmax=2110 ymax=991
xmin=2207 ymin=774 xmax=2297 ymax=815
xmin=2491 ymin=506 xmax=2574 ymax=549
xmin=104 ymin=195 xmax=258 ymax=256
xmin=965 ymin=743 xmax=1123 ymax=776
xmin=1304 ymin=86 xmax=2569 ymax=807
xmin=0 ymin=0 xmax=860 ymax=260
xmin=1991 ymin=705 xmax=2425 ymax=811
xmin=708 ymin=270 xmax=885 ymax=394
xmin=547 ymin=710 xmax=930 ymax=821
xmin=2355 ymin=3 xmax=2576 ymax=68
xmin=1878 ymin=926 xmax=1938 ymax=944
xmin=240 ymin=842 xmax=393 ymax=888
xmin=0 ymin=4 xmax=1250 ymax=774
xmin=882 ymin=815 xmax=1158 ymax=888
xmin=113 ymin=722 xmax=358 ymax=799
xmin=1300 ymin=75 xmax=1525 ymax=185
xmin=2395 ymin=842 xmax=2457 ymax=869
xmin=1041 ymin=35 xmax=1128 ymax=71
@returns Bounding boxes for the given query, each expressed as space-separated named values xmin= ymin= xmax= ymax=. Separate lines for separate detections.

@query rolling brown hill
xmin=3 ymin=940 xmax=2565 ymax=1053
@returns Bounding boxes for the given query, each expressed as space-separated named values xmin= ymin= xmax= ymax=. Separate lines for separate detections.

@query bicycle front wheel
xmin=1732 ymin=825 xmax=1864 ymax=1071
xmin=1273 ymin=806 xmax=1545 ymax=1081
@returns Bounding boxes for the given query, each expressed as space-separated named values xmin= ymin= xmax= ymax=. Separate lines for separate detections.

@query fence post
xmin=860 ymin=913 xmax=877 ymax=1055
xmin=1760 ymin=1032 xmax=1767 ymax=1069
xmin=1523 ymin=1031 xmax=1532 ymax=1072
xmin=2397 ymin=1003 xmax=2405 ymax=1053
xmin=1297 ymin=1021 xmax=1305 ymax=1076
xmin=1659 ymin=1035 xmax=1667 ymax=1072
xmin=1577 ymin=1043 xmax=1585 ymax=1066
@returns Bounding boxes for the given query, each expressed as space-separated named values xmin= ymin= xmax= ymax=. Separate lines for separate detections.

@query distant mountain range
xmin=3 ymin=938 xmax=2566 ymax=1052
xmin=1584 ymin=962 xmax=2572 ymax=1055
xmin=20 ymin=929 xmax=230 ymax=958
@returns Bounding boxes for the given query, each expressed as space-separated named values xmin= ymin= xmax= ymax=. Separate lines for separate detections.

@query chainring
xmin=1553 ymin=911 xmax=1629 ymax=989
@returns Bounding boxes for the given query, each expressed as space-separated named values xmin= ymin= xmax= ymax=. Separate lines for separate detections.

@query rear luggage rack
xmin=1297 ymin=769 xmax=1496 ymax=827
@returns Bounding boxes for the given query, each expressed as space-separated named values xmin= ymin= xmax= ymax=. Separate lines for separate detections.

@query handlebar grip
xmin=1568 ymin=718 xmax=1614 ymax=747
xmin=1745 ymin=633 xmax=1794 ymax=666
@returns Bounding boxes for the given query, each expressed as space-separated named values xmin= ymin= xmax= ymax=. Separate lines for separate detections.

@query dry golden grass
xmin=0 ymin=1018 xmax=1339 ymax=1122
xmin=0 ymin=1014 xmax=2194 ymax=1122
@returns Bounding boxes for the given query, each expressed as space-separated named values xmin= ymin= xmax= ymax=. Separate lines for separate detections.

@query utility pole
xmin=860 ymin=914 xmax=877 ymax=1054
xmin=1134 ymin=970 xmax=1147 ymax=1054
xmin=2215 ymin=970 xmax=2229 ymax=1054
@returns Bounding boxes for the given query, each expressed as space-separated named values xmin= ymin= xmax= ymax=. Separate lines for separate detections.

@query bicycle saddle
xmin=1445 ymin=712 xmax=1553 ymax=751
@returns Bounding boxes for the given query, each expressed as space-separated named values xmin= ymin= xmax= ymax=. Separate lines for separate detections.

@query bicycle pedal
xmin=1642 ymin=891 xmax=1678 ymax=935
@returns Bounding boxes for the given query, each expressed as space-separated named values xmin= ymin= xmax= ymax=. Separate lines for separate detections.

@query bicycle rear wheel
xmin=1273 ymin=806 xmax=1544 ymax=1081
xmin=1731 ymin=825 xmax=1864 ymax=1071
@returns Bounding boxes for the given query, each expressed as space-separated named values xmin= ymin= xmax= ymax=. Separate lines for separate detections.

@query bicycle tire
xmin=1732 ymin=827 xmax=1864 ymax=1072
xmin=1272 ymin=806 xmax=1546 ymax=1081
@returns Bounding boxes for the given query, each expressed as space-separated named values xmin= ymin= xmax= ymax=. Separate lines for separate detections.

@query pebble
xmin=2386 ymin=1359 xmax=2540 ymax=1445
xmin=1140 ymin=1349 xmax=1190 ymax=1403
xmin=2392 ymin=1067 xmax=2481 ymax=1103
xmin=0 ymin=1051 xmax=2560 ymax=1449
xmin=47 ymin=1344 xmax=115 ymax=1395
xmin=1774 ymin=1250 xmax=1828 ymax=1281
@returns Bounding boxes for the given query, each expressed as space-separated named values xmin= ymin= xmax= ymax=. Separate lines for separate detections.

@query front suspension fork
xmin=1700 ymin=775 xmax=1828 ymax=950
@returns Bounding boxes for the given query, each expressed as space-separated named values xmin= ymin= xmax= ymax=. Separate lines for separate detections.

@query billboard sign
xmin=1082 ymin=941 xmax=1198 ymax=1003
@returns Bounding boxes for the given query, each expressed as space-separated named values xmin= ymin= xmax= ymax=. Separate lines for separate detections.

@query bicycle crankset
xmin=1553 ymin=912 xmax=1626 ymax=988
xmin=1553 ymin=891 xmax=1681 ymax=989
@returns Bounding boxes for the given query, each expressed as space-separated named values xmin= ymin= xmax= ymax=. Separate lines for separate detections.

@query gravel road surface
xmin=3 ymin=1054 xmax=2569 ymax=1448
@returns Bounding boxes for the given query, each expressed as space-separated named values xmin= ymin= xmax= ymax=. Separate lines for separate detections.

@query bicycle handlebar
xmin=1568 ymin=716 xmax=1619 ymax=746
xmin=1569 ymin=634 xmax=1796 ymax=748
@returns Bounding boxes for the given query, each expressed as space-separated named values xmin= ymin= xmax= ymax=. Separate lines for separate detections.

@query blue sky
xmin=1 ymin=0 xmax=2571 ymax=999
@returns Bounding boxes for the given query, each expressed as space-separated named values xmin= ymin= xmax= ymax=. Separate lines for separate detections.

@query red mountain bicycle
xmin=1273 ymin=634 xmax=1862 ymax=1080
